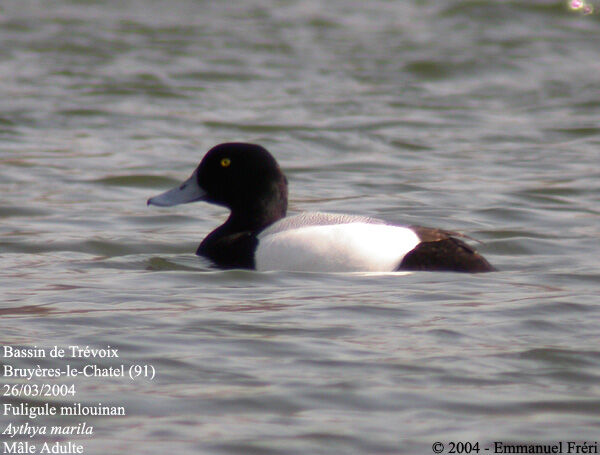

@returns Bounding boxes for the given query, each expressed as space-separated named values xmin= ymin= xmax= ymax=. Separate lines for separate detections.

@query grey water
xmin=1 ymin=1 xmax=600 ymax=454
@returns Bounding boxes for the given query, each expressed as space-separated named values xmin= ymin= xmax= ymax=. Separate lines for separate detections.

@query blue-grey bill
xmin=147 ymin=171 xmax=206 ymax=207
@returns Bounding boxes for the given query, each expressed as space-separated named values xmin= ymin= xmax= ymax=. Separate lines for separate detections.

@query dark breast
xmin=196 ymin=231 xmax=258 ymax=269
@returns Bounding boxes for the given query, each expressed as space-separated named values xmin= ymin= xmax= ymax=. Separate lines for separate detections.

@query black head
xmin=196 ymin=143 xmax=286 ymax=210
xmin=148 ymin=143 xmax=288 ymax=231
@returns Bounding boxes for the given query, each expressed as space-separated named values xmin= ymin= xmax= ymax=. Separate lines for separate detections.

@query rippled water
xmin=1 ymin=1 xmax=600 ymax=454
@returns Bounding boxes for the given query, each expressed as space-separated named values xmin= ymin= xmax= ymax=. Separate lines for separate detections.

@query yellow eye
xmin=220 ymin=158 xmax=231 ymax=168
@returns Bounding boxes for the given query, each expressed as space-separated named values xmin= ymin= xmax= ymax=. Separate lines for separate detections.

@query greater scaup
xmin=148 ymin=142 xmax=495 ymax=273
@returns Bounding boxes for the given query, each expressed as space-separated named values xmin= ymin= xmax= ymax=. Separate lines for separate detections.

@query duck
xmin=147 ymin=142 xmax=495 ymax=273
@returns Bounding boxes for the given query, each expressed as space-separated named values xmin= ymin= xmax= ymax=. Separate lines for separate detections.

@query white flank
xmin=255 ymin=222 xmax=420 ymax=272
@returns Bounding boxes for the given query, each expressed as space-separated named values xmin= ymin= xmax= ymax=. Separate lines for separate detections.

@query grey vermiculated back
xmin=258 ymin=211 xmax=386 ymax=238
